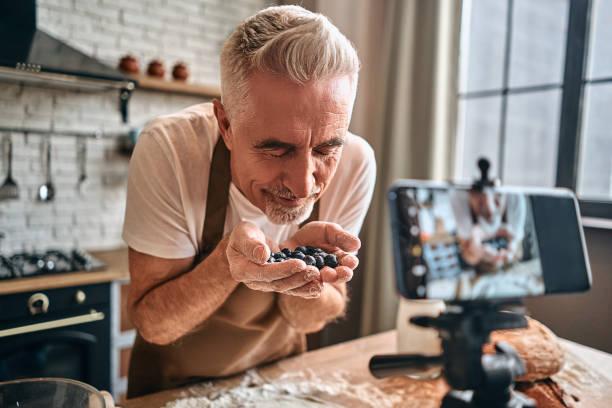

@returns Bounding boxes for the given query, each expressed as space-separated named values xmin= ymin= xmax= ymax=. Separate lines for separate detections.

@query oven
xmin=0 ymin=283 xmax=111 ymax=391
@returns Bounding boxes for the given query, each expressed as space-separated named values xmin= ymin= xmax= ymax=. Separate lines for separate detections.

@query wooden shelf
xmin=130 ymin=74 xmax=220 ymax=97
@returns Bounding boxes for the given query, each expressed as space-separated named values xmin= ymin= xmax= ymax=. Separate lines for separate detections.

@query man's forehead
xmin=245 ymin=108 xmax=349 ymax=127
xmin=242 ymin=111 xmax=349 ymax=139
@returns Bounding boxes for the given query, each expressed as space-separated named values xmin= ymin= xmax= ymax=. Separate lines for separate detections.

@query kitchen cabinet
xmin=0 ymin=283 xmax=112 ymax=391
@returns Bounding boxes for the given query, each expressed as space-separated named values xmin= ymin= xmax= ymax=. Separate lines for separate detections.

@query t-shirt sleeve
xmin=450 ymin=190 xmax=473 ymax=239
xmin=505 ymin=194 xmax=526 ymax=242
xmin=122 ymin=125 xmax=197 ymax=259
xmin=322 ymin=134 xmax=377 ymax=237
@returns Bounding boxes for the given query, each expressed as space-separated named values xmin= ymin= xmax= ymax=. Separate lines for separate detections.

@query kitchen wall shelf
xmin=0 ymin=66 xmax=135 ymax=122
xmin=129 ymin=74 xmax=220 ymax=98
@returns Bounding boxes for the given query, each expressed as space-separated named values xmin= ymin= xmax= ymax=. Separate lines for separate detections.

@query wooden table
xmin=121 ymin=330 xmax=612 ymax=408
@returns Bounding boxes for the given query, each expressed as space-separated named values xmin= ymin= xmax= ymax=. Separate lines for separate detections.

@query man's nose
xmin=284 ymin=153 xmax=316 ymax=199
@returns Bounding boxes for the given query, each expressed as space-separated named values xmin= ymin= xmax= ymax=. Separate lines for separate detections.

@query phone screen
xmin=389 ymin=182 xmax=591 ymax=301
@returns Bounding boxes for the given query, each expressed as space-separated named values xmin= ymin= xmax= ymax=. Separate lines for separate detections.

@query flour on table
xmin=164 ymin=369 xmax=401 ymax=408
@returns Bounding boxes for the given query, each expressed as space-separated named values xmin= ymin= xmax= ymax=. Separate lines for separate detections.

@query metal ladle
xmin=0 ymin=135 xmax=19 ymax=200
xmin=37 ymin=138 xmax=55 ymax=202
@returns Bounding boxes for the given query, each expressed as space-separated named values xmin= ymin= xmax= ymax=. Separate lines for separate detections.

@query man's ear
xmin=212 ymin=98 xmax=232 ymax=150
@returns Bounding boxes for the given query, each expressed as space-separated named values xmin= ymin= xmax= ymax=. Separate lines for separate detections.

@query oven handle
xmin=0 ymin=309 xmax=105 ymax=338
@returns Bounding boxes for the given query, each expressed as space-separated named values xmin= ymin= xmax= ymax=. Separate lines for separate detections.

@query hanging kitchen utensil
xmin=37 ymin=138 xmax=55 ymax=202
xmin=0 ymin=134 xmax=19 ymax=200
xmin=76 ymin=138 xmax=90 ymax=194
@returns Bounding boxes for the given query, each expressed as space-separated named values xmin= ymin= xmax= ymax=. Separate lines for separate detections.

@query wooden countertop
xmin=0 ymin=248 xmax=129 ymax=295
xmin=121 ymin=330 xmax=612 ymax=408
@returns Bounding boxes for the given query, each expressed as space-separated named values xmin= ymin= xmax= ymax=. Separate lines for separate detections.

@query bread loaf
xmin=516 ymin=379 xmax=579 ymax=408
xmin=483 ymin=316 xmax=564 ymax=382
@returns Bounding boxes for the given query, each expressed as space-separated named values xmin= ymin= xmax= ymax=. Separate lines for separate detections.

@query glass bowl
xmin=0 ymin=377 xmax=106 ymax=408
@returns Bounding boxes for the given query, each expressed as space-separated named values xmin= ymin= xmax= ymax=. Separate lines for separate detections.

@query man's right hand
xmin=226 ymin=221 xmax=323 ymax=298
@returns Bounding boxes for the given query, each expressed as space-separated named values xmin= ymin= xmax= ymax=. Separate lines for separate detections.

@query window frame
xmin=457 ymin=0 xmax=611 ymax=220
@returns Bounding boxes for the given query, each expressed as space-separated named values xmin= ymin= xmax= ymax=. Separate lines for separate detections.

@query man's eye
xmin=266 ymin=150 xmax=289 ymax=158
xmin=314 ymin=147 xmax=338 ymax=157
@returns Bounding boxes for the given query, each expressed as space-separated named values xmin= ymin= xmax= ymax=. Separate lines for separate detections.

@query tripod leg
xmin=441 ymin=390 xmax=472 ymax=408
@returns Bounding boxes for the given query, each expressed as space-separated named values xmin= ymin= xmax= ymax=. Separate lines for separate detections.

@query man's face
xmin=469 ymin=190 xmax=504 ymax=222
xmin=215 ymin=72 xmax=354 ymax=224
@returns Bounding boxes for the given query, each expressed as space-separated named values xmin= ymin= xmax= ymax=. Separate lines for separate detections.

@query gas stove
xmin=0 ymin=249 xmax=106 ymax=280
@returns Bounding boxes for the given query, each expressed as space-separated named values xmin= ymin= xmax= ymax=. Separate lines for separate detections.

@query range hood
xmin=0 ymin=1 xmax=136 ymax=122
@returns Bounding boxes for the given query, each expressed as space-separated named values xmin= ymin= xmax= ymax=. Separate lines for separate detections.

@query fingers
xmin=231 ymin=257 xmax=308 ymax=282
xmin=322 ymin=223 xmax=361 ymax=252
xmin=245 ymin=266 xmax=321 ymax=292
xmin=293 ymin=222 xmax=361 ymax=253
xmin=227 ymin=221 xmax=270 ymax=264
xmin=282 ymin=280 xmax=324 ymax=299
xmin=320 ymin=266 xmax=353 ymax=284
xmin=335 ymin=251 xmax=359 ymax=269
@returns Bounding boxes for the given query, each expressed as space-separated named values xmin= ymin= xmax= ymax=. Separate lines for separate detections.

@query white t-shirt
xmin=450 ymin=190 xmax=526 ymax=242
xmin=122 ymin=103 xmax=376 ymax=259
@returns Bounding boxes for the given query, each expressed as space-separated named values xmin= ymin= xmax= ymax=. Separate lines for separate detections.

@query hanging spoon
xmin=37 ymin=138 xmax=55 ymax=202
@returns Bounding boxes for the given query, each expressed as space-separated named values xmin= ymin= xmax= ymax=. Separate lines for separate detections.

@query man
xmin=450 ymin=189 xmax=526 ymax=272
xmin=122 ymin=5 xmax=376 ymax=397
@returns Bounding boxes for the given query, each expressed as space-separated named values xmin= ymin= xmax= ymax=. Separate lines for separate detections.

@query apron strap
xmin=201 ymin=137 xmax=232 ymax=257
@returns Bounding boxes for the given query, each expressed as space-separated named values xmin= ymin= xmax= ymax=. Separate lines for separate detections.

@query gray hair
xmin=219 ymin=5 xmax=360 ymax=120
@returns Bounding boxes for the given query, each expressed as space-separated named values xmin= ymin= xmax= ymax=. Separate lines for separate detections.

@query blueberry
xmin=281 ymin=248 xmax=292 ymax=256
xmin=267 ymin=256 xmax=275 ymax=263
xmin=314 ymin=255 xmax=324 ymax=269
xmin=292 ymin=251 xmax=306 ymax=260
xmin=295 ymin=246 xmax=307 ymax=254
xmin=305 ymin=246 xmax=317 ymax=255
xmin=324 ymin=254 xmax=338 ymax=268
xmin=303 ymin=255 xmax=316 ymax=266
xmin=276 ymin=251 xmax=287 ymax=259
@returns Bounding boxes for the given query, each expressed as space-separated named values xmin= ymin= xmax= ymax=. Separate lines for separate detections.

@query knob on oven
xmin=28 ymin=293 xmax=49 ymax=315
xmin=75 ymin=290 xmax=86 ymax=304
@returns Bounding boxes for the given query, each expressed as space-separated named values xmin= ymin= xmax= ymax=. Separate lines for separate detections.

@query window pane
xmin=456 ymin=96 xmax=502 ymax=182
xmin=508 ymin=0 xmax=569 ymax=88
xmin=503 ymin=90 xmax=562 ymax=187
xmin=459 ymin=0 xmax=508 ymax=93
xmin=587 ymin=0 xmax=612 ymax=80
xmin=578 ymin=83 xmax=612 ymax=200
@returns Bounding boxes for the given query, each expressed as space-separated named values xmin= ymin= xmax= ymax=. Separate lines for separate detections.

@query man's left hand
xmin=281 ymin=221 xmax=360 ymax=284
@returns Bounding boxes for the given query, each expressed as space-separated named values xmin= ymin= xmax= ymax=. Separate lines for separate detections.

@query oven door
xmin=0 ymin=284 xmax=111 ymax=391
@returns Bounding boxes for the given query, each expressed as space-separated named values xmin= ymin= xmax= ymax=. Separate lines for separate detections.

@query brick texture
xmin=0 ymin=0 xmax=274 ymax=254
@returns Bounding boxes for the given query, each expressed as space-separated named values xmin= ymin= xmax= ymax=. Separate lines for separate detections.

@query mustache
xmin=265 ymin=185 xmax=321 ymax=200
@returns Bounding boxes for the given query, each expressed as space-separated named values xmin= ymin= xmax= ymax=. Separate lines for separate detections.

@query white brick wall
xmin=0 ymin=0 xmax=275 ymax=254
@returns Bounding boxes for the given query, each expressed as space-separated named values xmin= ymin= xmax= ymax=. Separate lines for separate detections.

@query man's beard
xmin=263 ymin=185 xmax=321 ymax=225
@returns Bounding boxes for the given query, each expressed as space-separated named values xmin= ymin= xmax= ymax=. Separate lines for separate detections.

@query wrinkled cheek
xmin=250 ymin=164 xmax=285 ymax=190
xmin=316 ymin=162 xmax=339 ymax=191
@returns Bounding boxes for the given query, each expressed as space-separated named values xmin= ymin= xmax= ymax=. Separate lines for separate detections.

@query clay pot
xmin=172 ymin=62 xmax=189 ymax=81
xmin=147 ymin=60 xmax=165 ymax=78
xmin=118 ymin=55 xmax=140 ymax=75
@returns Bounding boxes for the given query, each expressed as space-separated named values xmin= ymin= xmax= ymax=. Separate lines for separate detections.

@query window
xmin=455 ymin=0 xmax=611 ymax=219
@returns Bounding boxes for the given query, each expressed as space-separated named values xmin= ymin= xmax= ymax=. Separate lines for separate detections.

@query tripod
xmin=369 ymin=299 xmax=536 ymax=408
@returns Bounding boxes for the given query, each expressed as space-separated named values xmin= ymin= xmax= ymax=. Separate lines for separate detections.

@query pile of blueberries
xmin=267 ymin=246 xmax=338 ymax=270
xmin=482 ymin=237 xmax=509 ymax=250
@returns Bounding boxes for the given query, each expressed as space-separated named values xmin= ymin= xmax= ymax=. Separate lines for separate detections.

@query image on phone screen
xmin=392 ymin=186 xmax=545 ymax=300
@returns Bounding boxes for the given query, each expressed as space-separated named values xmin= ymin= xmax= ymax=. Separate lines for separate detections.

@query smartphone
xmin=388 ymin=180 xmax=592 ymax=301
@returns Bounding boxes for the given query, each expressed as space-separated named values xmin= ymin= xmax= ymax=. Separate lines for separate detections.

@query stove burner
xmin=0 ymin=249 xmax=106 ymax=280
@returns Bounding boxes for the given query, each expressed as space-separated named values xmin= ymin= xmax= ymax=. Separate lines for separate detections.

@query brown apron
xmin=127 ymin=138 xmax=319 ymax=398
